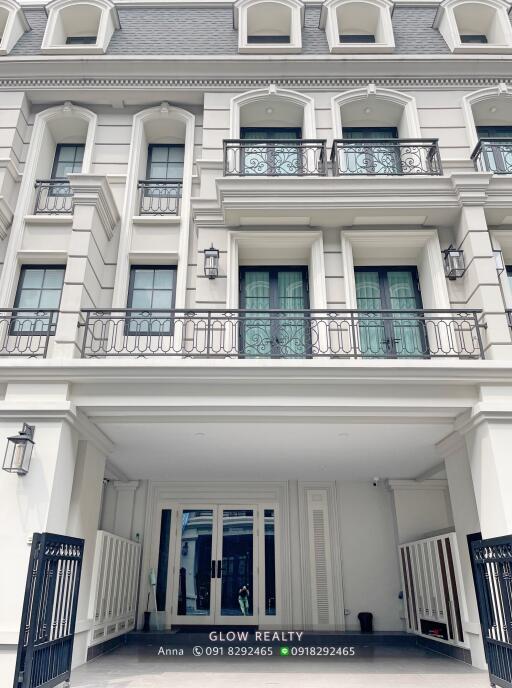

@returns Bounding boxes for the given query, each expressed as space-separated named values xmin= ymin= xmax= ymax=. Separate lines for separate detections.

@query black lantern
xmin=203 ymin=244 xmax=220 ymax=279
xmin=443 ymin=246 xmax=465 ymax=280
xmin=493 ymin=248 xmax=505 ymax=276
xmin=3 ymin=424 xmax=35 ymax=475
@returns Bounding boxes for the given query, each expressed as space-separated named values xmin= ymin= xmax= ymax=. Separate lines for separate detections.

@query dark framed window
xmin=51 ymin=143 xmax=85 ymax=178
xmin=126 ymin=266 xmax=177 ymax=335
xmin=354 ymin=266 xmax=426 ymax=358
xmin=146 ymin=144 xmax=184 ymax=181
xmin=343 ymin=126 xmax=400 ymax=174
xmin=476 ymin=126 xmax=512 ymax=173
xmin=240 ymin=127 xmax=302 ymax=176
xmin=247 ymin=35 xmax=290 ymax=43
xmin=65 ymin=36 xmax=97 ymax=44
xmin=460 ymin=34 xmax=488 ymax=44
xmin=339 ymin=34 xmax=376 ymax=43
xmin=239 ymin=266 xmax=310 ymax=358
xmin=12 ymin=266 xmax=65 ymax=335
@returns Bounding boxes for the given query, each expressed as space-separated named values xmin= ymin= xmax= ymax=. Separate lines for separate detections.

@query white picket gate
xmin=88 ymin=530 xmax=141 ymax=647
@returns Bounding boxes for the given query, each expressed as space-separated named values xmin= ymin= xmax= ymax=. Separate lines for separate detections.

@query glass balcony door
xmin=240 ymin=127 xmax=301 ymax=175
xmin=476 ymin=125 xmax=512 ymax=173
xmin=343 ymin=126 xmax=400 ymax=174
xmin=240 ymin=267 xmax=310 ymax=358
xmin=355 ymin=267 xmax=426 ymax=358
xmin=171 ymin=505 xmax=259 ymax=625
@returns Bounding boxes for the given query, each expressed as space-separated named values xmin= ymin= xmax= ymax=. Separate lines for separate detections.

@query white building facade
xmin=1 ymin=0 xmax=512 ymax=680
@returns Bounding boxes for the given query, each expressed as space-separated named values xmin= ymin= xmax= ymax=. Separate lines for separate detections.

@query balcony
xmin=223 ymin=139 xmax=327 ymax=176
xmin=80 ymin=308 xmax=484 ymax=359
xmin=34 ymin=179 xmax=73 ymax=214
xmin=137 ymin=179 xmax=182 ymax=215
xmin=471 ymin=139 xmax=512 ymax=174
xmin=0 ymin=309 xmax=59 ymax=357
xmin=331 ymin=139 xmax=443 ymax=176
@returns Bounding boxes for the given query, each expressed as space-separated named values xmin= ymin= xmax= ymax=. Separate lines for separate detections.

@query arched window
xmin=42 ymin=0 xmax=119 ymax=54
xmin=434 ymin=0 xmax=512 ymax=52
xmin=0 ymin=0 xmax=28 ymax=55
xmin=463 ymin=84 xmax=512 ymax=173
xmin=320 ymin=0 xmax=394 ymax=53
xmin=234 ymin=0 xmax=304 ymax=53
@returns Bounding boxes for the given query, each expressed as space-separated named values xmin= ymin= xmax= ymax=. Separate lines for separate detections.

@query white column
xmin=113 ymin=481 xmax=140 ymax=540
xmin=0 ymin=408 xmax=79 ymax=680
xmin=439 ymin=433 xmax=486 ymax=669
xmin=67 ymin=441 xmax=107 ymax=667
xmin=461 ymin=414 xmax=512 ymax=537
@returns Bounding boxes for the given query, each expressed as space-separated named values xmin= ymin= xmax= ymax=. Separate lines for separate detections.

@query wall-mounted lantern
xmin=203 ymin=244 xmax=220 ymax=280
xmin=442 ymin=246 xmax=465 ymax=280
xmin=493 ymin=248 xmax=505 ymax=276
xmin=3 ymin=424 xmax=35 ymax=476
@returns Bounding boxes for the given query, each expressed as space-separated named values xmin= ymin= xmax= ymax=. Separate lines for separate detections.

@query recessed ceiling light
xmin=490 ymin=106 xmax=497 ymax=113
xmin=266 ymin=107 xmax=274 ymax=115
xmin=363 ymin=107 xmax=372 ymax=114
xmin=338 ymin=432 xmax=349 ymax=438
xmin=194 ymin=432 xmax=206 ymax=437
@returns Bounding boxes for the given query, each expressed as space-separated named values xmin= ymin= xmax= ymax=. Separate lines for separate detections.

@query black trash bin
xmin=358 ymin=612 xmax=373 ymax=633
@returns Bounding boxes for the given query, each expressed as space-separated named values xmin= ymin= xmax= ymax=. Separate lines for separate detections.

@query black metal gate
xmin=13 ymin=532 xmax=84 ymax=688
xmin=471 ymin=535 xmax=512 ymax=688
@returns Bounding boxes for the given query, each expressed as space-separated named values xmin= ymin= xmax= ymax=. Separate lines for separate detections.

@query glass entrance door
xmin=171 ymin=505 xmax=259 ymax=624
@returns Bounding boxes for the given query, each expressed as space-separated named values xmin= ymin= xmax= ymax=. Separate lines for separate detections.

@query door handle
xmin=217 ymin=560 xmax=222 ymax=578
xmin=211 ymin=560 xmax=216 ymax=579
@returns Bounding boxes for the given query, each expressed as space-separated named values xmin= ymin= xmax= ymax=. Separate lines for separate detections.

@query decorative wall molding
xmin=68 ymin=173 xmax=120 ymax=240
xmin=1 ymin=77 xmax=512 ymax=91
xmin=0 ymin=197 xmax=13 ymax=240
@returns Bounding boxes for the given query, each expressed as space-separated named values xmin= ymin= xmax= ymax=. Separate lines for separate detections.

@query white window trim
xmin=230 ymin=85 xmax=316 ymax=138
xmin=0 ymin=102 xmax=97 ymax=307
xmin=0 ymin=0 xmax=29 ymax=55
xmin=41 ymin=0 xmax=120 ymax=55
xmin=331 ymin=85 xmax=422 ymax=140
xmin=341 ymin=228 xmax=450 ymax=311
xmin=234 ymin=0 xmax=304 ymax=54
xmin=461 ymin=82 xmax=512 ymax=151
xmin=320 ymin=0 xmax=394 ymax=54
xmin=226 ymin=230 xmax=327 ymax=310
xmin=434 ymin=0 xmax=512 ymax=54
xmin=112 ymin=103 xmax=195 ymax=311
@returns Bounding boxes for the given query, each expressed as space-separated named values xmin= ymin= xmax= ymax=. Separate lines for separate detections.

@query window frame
xmin=145 ymin=144 xmax=185 ymax=182
xmin=126 ymin=265 xmax=178 ymax=337
xmin=434 ymin=0 xmax=512 ymax=54
xmin=234 ymin=0 xmax=304 ymax=54
xmin=41 ymin=0 xmax=120 ymax=55
xmin=11 ymin=265 xmax=65 ymax=337
xmin=0 ymin=0 xmax=29 ymax=55
xmin=320 ymin=0 xmax=395 ymax=54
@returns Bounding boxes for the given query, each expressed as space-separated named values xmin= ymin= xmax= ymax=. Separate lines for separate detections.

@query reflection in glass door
xmin=171 ymin=505 xmax=263 ymax=624
xmin=176 ymin=509 xmax=215 ymax=620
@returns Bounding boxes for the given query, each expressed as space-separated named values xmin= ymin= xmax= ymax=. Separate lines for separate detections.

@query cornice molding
xmin=1 ymin=76 xmax=512 ymax=90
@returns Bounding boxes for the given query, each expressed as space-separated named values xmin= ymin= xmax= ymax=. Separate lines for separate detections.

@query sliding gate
xmin=13 ymin=532 xmax=84 ymax=688
xmin=471 ymin=535 xmax=512 ymax=688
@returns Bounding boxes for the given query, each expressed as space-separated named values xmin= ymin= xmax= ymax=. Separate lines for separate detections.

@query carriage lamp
xmin=203 ymin=244 xmax=220 ymax=279
xmin=493 ymin=248 xmax=505 ymax=276
xmin=442 ymin=246 xmax=465 ymax=280
xmin=3 ymin=424 xmax=35 ymax=475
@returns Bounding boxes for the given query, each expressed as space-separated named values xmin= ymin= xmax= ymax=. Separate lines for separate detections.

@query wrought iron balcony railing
xmin=137 ymin=179 xmax=182 ymax=215
xmin=0 ymin=309 xmax=59 ymax=357
xmin=331 ymin=139 xmax=443 ymax=176
xmin=471 ymin=138 xmax=512 ymax=174
xmin=507 ymin=309 xmax=512 ymax=328
xmin=80 ymin=308 xmax=483 ymax=359
xmin=223 ymin=139 xmax=327 ymax=176
xmin=34 ymin=179 xmax=73 ymax=214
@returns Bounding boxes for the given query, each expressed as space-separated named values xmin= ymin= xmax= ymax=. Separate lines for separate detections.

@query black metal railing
xmin=331 ymin=139 xmax=442 ymax=176
xmin=0 ymin=309 xmax=58 ymax=357
xmin=471 ymin=138 xmax=512 ymax=174
xmin=34 ymin=179 xmax=73 ymax=214
xmin=137 ymin=179 xmax=182 ymax=215
xmin=507 ymin=309 xmax=512 ymax=328
xmin=223 ymin=139 xmax=327 ymax=176
xmin=80 ymin=308 xmax=484 ymax=359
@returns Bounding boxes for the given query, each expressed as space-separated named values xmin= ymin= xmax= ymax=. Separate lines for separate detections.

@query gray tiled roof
xmin=11 ymin=5 xmax=450 ymax=56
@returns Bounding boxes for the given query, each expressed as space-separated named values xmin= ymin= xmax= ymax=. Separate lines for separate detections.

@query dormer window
xmin=41 ymin=0 xmax=119 ymax=54
xmin=320 ymin=0 xmax=394 ymax=53
xmin=65 ymin=35 xmax=97 ymax=44
xmin=234 ymin=0 xmax=304 ymax=53
xmin=434 ymin=0 xmax=512 ymax=53
xmin=0 ymin=0 xmax=29 ymax=55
